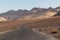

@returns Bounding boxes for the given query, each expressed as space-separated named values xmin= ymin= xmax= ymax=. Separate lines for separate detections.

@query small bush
xmin=50 ymin=28 xmax=58 ymax=34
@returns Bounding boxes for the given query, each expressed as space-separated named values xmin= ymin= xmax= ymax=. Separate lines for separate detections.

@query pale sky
xmin=0 ymin=0 xmax=60 ymax=13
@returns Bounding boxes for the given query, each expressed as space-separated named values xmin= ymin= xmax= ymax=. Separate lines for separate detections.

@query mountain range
xmin=0 ymin=6 xmax=60 ymax=21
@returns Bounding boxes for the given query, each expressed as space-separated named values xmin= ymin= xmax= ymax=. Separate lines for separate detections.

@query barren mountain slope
xmin=0 ymin=6 xmax=60 ymax=20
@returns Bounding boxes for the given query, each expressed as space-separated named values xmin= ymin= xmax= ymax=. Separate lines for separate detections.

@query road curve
xmin=0 ymin=27 xmax=59 ymax=40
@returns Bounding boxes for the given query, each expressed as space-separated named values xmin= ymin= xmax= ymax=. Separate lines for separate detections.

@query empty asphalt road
xmin=0 ymin=27 xmax=59 ymax=40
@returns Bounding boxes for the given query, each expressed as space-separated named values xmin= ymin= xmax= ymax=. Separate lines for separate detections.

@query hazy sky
xmin=0 ymin=0 xmax=60 ymax=13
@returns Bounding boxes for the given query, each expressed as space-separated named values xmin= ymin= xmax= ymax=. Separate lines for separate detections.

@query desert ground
xmin=0 ymin=16 xmax=60 ymax=40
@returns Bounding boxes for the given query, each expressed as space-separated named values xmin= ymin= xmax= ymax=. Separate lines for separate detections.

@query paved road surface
xmin=0 ymin=30 xmax=13 ymax=34
xmin=0 ymin=27 xmax=59 ymax=40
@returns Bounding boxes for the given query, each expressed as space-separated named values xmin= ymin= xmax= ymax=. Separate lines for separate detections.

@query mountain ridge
xmin=0 ymin=6 xmax=60 ymax=21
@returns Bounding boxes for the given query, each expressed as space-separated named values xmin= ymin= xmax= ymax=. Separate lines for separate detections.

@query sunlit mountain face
xmin=0 ymin=6 xmax=60 ymax=21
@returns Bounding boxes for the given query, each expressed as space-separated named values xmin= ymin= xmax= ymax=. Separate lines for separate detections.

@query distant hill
xmin=0 ymin=6 xmax=60 ymax=20
xmin=53 ymin=11 xmax=60 ymax=16
xmin=54 ymin=6 xmax=60 ymax=12
xmin=0 ymin=7 xmax=46 ymax=20
xmin=0 ymin=10 xmax=30 ymax=20
xmin=20 ymin=11 xmax=56 ymax=20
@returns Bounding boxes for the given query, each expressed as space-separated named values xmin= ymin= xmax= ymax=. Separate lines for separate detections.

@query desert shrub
xmin=50 ymin=28 xmax=58 ymax=34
